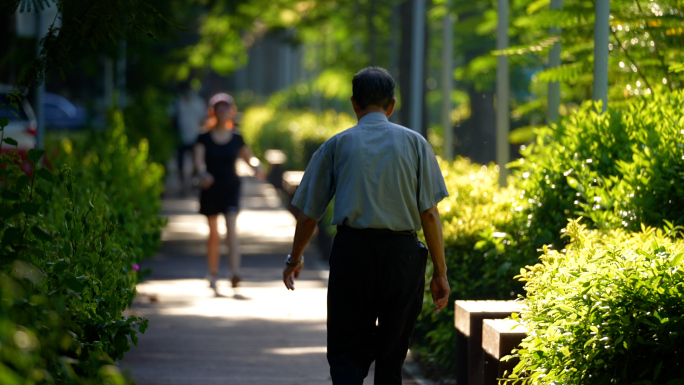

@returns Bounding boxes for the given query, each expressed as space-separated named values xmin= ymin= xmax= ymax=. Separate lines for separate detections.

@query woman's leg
xmin=206 ymin=215 xmax=221 ymax=278
xmin=225 ymin=211 xmax=241 ymax=286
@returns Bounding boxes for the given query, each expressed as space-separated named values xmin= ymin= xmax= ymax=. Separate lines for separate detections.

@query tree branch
xmin=633 ymin=0 xmax=674 ymax=91
xmin=610 ymin=29 xmax=655 ymax=94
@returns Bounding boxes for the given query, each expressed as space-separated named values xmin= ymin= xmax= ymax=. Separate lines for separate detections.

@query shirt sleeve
xmin=291 ymin=143 xmax=335 ymax=221
xmin=417 ymin=140 xmax=449 ymax=212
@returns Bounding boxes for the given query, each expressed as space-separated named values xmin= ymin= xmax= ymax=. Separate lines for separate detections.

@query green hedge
xmin=503 ymin=220 xmax=684 ymax=384
xmin=512 ymin=92 xmax=684 ymax=251
xmin=0 ymin=110 xmax=165 ymax=384
xmin=123 ymin=87 xmax=177 ymax=167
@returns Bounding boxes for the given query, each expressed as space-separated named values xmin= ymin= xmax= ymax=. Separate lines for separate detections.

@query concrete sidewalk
xmin=119 ymin=173 xmax=425 ymax=384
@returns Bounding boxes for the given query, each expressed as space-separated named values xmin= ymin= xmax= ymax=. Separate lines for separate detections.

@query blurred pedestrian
xmin=193 ymin=93 xmax=265 ymax=295
xmin=283 ymin=67 xmax=451 ymax=384
xmin=170 ymin=83 xmax=206 ymax=195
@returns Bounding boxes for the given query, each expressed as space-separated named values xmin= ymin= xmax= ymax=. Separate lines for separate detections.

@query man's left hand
xmin=283 ymin=263 xmax=304 ymax=291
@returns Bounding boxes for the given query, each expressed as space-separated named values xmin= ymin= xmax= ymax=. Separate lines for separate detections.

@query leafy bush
xmin=0 ymin=110 xmax=165 ymax=384
xmin=512 ymin=92 xmax=684 ymax=251
xmin=413 ymin=157 xmax=531 ymax=372
xmin=124 ymin=87 xmax=177 ymax=167
xmin=503 ymin=219 xmax=684 ymax=385
xmin=241 ymin=106 xmax=355 ymax=170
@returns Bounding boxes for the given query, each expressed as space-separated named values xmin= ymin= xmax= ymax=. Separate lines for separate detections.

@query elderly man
xmin=283 ymin=67 xmax=450 ymax=385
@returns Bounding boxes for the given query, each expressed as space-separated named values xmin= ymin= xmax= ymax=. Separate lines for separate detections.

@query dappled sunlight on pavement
xmin=132 ymin=278 xmax=327 ymax=320
xmin=162 ymin=209 xmax=297 ymax=242
xmin=123 ymin=279 xmax=331 ymax=384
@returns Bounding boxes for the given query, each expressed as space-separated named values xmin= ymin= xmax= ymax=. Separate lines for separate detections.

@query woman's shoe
xmin=208 ymin=275 xmax=219 ymax=295
xmin=230 ymin=275 xmax=241 ymax=288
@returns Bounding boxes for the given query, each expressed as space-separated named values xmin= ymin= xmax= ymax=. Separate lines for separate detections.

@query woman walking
xmin=193 ymin=93 xmax=264 ymax=295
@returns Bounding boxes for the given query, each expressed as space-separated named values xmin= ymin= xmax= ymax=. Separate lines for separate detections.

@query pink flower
xmin=132 ymin=264 xmax=140 ymax=271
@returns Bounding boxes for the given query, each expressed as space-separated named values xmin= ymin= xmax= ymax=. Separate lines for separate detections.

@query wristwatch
xmin=285 ymin=254 xmax=304 ymax=267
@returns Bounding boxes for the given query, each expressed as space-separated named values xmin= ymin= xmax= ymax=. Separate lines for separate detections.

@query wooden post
xmin=454 ymin=301 xmax=524 ymax=385
xmin=482 ymin=319 xmax=527 ymax=384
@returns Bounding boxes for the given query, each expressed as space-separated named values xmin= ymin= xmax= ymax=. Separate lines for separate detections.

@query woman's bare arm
xmin=239 ymin=146 xmax=266 ymax=180
xmin=193 ymin=143 xmax=206 ymax=174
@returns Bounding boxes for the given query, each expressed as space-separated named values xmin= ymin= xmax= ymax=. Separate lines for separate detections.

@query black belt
xmin=337 ymin=225 xmax=416 ymax=237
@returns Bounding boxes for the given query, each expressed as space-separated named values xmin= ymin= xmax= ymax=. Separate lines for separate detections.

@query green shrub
xmin=0 ymin=109 xmax=165 ymax=384
xmin=124 ymin=87 xmax=177 ymax=167
xmin=503 ymin=219 xmax=684 ymax=385
xmin=512 ymin=92 xmax=684 ymax=251
xmin=413 ymin=157 xmax=531 ymax=372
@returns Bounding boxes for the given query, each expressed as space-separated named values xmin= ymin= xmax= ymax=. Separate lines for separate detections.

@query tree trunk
xmin=368 ymin=0 xmax=377 ymax=66
xmin=397 ymin=0 xmax=412 ymax=127
xmin=397 ymin=0 xmax=428 ymax=138
xmin=455 ymin=89 xmax=496 ymax=164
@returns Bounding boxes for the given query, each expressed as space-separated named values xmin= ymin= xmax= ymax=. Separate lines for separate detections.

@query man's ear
xmin=350 ymin=96 xmax=361 ymax=115
xmin=386 ymin=98 xmax=397 ymax=118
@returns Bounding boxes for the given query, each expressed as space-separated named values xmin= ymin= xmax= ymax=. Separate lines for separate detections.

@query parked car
xmin=1 ymin=88 xmax=38 ymax=174
xmin=0 ymin=88 xmax=37 ymax=151
xmin=43 ymin=92 xmax=91 ymax=130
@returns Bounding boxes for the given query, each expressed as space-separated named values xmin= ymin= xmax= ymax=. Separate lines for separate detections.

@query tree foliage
xmin=3 ymin=0 xmax=179 ymax=90
xmin=502 ymin=0 xmax=684 ymax=112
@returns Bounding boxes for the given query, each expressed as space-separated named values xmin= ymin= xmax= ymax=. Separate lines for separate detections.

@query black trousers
xmin=327 ymin=226 xmax=427 ymax=385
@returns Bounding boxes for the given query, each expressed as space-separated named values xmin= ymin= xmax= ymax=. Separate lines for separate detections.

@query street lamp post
xmin=547 ymin=0 xmax=563 ymax=124
xmin=593 ymin=0 xmax=610 ymax=112
xmin=409 ymin=0 xmax=426 ymax=134
xmin=35 ymin=8 xmax=46 ymax=149
xmin=441 ymin=6 xmax=454 ymax=160
xmin=496 ymin=0 xmax=510 ymax=186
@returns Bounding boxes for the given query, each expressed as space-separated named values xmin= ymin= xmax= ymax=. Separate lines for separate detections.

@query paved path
xmin=120 ymin=170 xmax=425 ymax=384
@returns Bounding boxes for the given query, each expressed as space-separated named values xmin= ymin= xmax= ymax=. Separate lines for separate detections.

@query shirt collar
xmin=358 ymin=112 xmax=389 ymax=124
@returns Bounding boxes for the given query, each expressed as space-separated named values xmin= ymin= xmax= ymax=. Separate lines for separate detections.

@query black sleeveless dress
xmin=196 ymin=131 xmax=245 ymax=216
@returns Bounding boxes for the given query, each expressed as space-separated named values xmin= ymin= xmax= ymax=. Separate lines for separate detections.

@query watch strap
xmin=285 ymin=254 xmax=304 ymax=267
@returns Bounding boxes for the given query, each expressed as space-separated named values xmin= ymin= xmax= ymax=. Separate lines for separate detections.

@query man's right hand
xmin=283 ymin=262 xmax=304 ymax=291
xmin=430 ymin=275 xmax=450 ymax=313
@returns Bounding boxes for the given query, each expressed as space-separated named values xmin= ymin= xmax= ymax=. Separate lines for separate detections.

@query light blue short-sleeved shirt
xmin=291 ymin=112 xmax=449 ymax=232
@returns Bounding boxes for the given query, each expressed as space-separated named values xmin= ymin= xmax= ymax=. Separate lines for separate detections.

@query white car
xmin=0 ymin=88 xmax=37 ymax=151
